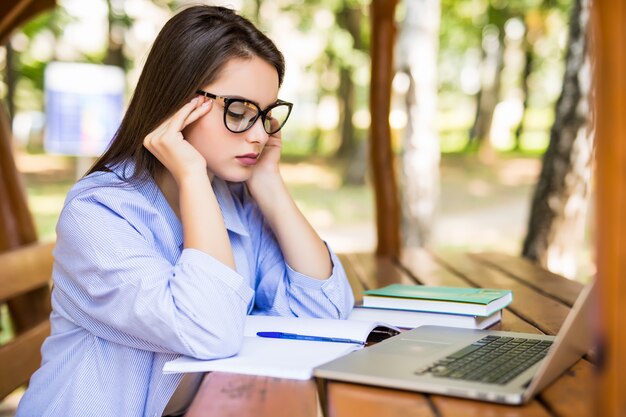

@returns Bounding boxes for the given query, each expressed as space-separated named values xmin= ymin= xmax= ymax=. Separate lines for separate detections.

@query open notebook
xmin=163 ymin=315 xmax=399 ymax=380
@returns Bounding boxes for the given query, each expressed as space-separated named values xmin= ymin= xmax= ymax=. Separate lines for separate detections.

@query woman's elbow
xmin=188 ymin=317 xmax=246 ymax=360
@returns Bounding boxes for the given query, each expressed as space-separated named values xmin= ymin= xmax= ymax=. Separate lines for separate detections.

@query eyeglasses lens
xmin=224 ymin=101 xmax=290 ymax=134
xmin=264 ymin=104 xmax=291 ymax=134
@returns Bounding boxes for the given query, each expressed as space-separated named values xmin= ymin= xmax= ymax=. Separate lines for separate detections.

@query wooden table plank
xmin=539 ymin=360 xmax=596 ymax=417
xmin=431 ymin=396 xmax=553 ymax=417
xmin=184 ymin=373 xmax=318 ymax=417
xmin=185 ymin=251 xmax=594 ymax=417
xmin=329 ymin=253 xmax=434 ymax=413
xmin=399 ymin=247 xmax=470 ymax=286
xmin=348 ymin=252 xmax=416 ymax=291
xmin=427 ymin=251 xmax=595 ymax=417
xmin=433 ymin=251 xmax=571 ymax=336
xmin=470 ymin=252 xmax=583 ymax=306
xmin=324 ymin=382 xmax=436 ymax=417
xmin=399 ymin=249 xmax=540 ymax=334
xmin=396 ymin=249 xmax=555 ymax=417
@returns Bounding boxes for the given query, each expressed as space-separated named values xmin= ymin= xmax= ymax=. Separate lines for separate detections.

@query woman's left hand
xmin=247 ymin=119 xmax=283 ymax=188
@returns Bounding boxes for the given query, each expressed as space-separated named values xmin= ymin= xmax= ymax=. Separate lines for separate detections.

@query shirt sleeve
xmin=248 ymin=202 xmax=355 ymax=318
xmin=52 ymin=190 xmax=253 ymax=360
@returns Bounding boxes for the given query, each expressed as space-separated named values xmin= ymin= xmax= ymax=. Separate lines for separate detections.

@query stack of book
xmin=349 ymin=284 xmax=512 ymax=330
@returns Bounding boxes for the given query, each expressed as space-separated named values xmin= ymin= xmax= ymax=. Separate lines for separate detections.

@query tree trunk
xmin=335 ymin=6 xmax=362 ymax=164
xmin=396 ymin=0 xmax=441 ymax=247
xmin=514 ymin=28 xmax=533 ymax=150
xmin=522 ymin=0 xmax=592 ymax=279
xmin=468 ymin=21 xmax=504 ymax=161
xmin=335 ymin=66 xmax=356 ymax=160
xmin=104 ymin=0 xmax=126 ymax=70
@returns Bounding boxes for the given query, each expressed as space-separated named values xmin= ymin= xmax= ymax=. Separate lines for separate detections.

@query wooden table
xmin=185 ymin=249 xmax=595 ymax=417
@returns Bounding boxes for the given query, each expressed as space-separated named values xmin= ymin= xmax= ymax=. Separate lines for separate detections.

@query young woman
xmin=17 ymin=5 xmax=354 ymax=416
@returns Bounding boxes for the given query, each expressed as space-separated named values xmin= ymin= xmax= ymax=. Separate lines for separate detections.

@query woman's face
xmin=183 ymin=56 xmax=280 ymax=182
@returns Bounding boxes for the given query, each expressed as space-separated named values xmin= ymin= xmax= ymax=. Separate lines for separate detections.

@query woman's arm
xmin=246 ymin=131 xmax=332 ymax=280
xmin=144 ymin=96 xmax=235 ymax=270
xmin=53 ymin=192 xmax=253 ymax=359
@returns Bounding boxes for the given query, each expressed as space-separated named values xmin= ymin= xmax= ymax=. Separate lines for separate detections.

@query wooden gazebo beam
xmin=594 ymin=1 xmax=626 ymax=415
xmin=369 ymin=0 xmax=400 ymax=258
xmin=0 ymin=0 xmax=55 ymax=44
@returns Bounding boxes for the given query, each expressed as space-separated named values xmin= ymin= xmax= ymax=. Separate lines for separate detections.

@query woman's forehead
xmin=204 ymin=57 xmax=279 ymax=106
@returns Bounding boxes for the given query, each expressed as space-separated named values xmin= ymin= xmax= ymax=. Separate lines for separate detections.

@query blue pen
xmin=256 ymin=331 xmax=364 ymax=345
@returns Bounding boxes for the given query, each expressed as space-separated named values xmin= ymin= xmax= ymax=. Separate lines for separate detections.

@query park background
xmin=0 ymin=0 xmax=596 ymax=413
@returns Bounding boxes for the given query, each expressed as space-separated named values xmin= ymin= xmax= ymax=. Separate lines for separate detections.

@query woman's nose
xmin=245 ymin=117 xmax=269 ymax=144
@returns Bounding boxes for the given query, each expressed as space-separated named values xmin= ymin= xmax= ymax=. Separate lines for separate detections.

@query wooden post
xmin=369 ymin=0 xmax=400 ymax=258
xmin=0 ymin=107 xmax=38 ymax=248
xmin=593 ymin=0 xmax=626 ymax=415
xmin=0 ymin=0 xmax=57 ymax=335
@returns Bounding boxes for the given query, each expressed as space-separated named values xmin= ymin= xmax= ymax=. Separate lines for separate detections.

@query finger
xmin=182 ymin=99 xmax=213 ymax=129
xmin=167 ymin=97 xmax=202 ymax=133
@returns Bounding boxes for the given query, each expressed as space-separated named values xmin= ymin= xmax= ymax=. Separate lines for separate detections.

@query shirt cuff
xmin=285 ymin=245 xmax=343 ymax=292
xmin=178 ymin=248 xmax=254 ymax=303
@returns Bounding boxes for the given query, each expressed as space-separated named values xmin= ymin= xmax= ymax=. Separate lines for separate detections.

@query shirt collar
xmin=211 ymin=178 xmax=249 ymax=237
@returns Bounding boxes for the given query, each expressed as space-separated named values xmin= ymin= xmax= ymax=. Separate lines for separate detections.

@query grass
xmin=14 ymin=150 xmax=594 ymax=278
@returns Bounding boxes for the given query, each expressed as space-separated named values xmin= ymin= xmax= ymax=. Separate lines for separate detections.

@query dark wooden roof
xmin=0 ymin=0 xmax=55 ymax=44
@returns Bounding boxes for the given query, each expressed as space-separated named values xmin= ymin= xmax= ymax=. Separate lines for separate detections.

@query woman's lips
xmin=236 ymin=153 xmax=259 ymax=166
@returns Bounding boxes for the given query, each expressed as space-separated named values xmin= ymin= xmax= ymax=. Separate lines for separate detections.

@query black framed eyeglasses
xmin=196 ymin=89 xmax=293 ymax=134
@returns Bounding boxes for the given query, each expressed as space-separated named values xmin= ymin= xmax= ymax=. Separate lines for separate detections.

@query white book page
xmin=163 ymin=315 xmax=399 ymax=379
xmin=163 ymin=337 xmax=359 ymax=380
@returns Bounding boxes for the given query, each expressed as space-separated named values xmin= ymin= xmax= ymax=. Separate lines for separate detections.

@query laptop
xmin=314 ymin=282 xmax=595 ymax=405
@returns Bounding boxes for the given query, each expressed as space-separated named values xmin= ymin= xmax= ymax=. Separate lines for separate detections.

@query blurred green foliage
xmin=1 ymin=0 xmax=573 ymax=160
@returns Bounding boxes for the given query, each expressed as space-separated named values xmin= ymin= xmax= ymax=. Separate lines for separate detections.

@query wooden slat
xmin=0 ymin=241 xmax=54 ymax=302
xmin=400 ymin=248 xmax=485 ymax=287
xmin=433 ymin=251 xmax=571 ymax=336
xmin=539 ymin=360 xmax=595 ymax=417
xmin=184 ymin=373 xmax=318 ymax=417
xmin=431 ymin=396 xmax=552 ymax=417
xmin=470 ymin=252 xmax=582 ymax=306
xmin=350 ymin=252 xmax=416 ymax=290
xmin=325 ymin=382 xmax=435 ymax=417
xmin=399 ymin=248 xmax=540 ymax=334
xmin=0 ymin=319 xmax=50 ymax=399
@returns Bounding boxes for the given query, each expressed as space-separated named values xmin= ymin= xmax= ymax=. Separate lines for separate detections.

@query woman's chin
xmin=211 ymin=170 xmax=252 ymax=183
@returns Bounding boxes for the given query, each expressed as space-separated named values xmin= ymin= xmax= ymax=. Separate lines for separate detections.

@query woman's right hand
xmin=143 ymin=96 xmax=212 ymax=184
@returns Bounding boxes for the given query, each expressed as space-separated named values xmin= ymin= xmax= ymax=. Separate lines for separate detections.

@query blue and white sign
xmin=44 ymin=62 xmax=125 ymax=156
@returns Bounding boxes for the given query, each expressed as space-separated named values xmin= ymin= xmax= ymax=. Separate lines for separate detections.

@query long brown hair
xmin=87 ymin=5 xmax=285 ymax=182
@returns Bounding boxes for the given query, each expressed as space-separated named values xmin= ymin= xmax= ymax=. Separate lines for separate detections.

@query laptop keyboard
xmin=415 ymin=335 xmax=553 ymax=385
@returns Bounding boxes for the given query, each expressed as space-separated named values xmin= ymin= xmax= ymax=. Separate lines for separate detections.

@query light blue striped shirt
xmin=17 ymin=162 xmax=354 ymax=417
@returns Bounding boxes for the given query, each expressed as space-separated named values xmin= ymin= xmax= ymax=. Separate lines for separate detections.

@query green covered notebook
xmin=362 ymin=285 xmax=512 ymax=316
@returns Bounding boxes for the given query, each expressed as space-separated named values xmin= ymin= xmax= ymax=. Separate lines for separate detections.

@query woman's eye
xmin=226 ymin=110 xmax=246 ymax=120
